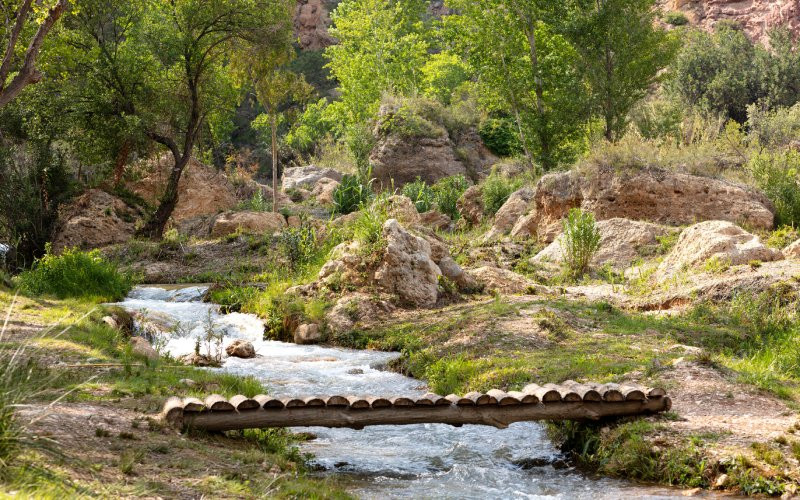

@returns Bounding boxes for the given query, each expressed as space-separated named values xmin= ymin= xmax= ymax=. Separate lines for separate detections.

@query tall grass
xmin=560 ymin=208 xmax=601 ymax=279
xmin=17 ymin=246 xmax=133 ymax=302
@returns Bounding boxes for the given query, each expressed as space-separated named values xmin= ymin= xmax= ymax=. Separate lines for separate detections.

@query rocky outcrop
xmin=294 ymin=0 xmax=336 ymax=50
xmin=465 ymin=266 xmax=543 ymax=295
xmin=485 ymin=187 xmax=535 ymax=240
xmin=656 ymin=221 xmax=782 ymax=280
xmin=662 ymin=0 xmax=800 ymax=42
xmin=225 ymin=340 xmax=256 ymax=358
xmin=533 ymin=218 xmax=676 ymax=271
xmin=783 ymin=239 xmax=800 ymax=260
xmin=294 ymin=323 xmax=322 ymax=345
xmin=386 ymin=195 xmax=422 ymax=226
xmin=325 ymin=293 xmax=395 ymax=335
xmin=375 ymin=219 xmax=441 ymax=307
xmin=457 ymin=185 xmax=484 ymax=226
xmin=129 ymin=157 xmax=238 ymax=223
xmin=52 ymin=189 xmax=138 ymax=252
xmin=420 ymin=210 xmax=453 ymax=232
xmin=210 ymin=211 xmax=286 ymax=238
xmin=283 ymin=165 xmax=342 ymax=191
xmin=413 ymin=226 xmax=479 ymax=292
xmin=311 ymin=178 xmax=340 ymax=205
xmin=515 ymin=166 xmax=775 ymax=242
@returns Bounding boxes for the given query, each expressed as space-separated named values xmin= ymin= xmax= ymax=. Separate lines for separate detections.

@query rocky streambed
xmin=117 ymin=285 xmax=688 ymax=499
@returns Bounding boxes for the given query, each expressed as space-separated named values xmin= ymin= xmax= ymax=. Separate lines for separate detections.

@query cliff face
xmin=663 ymin=0 xmax=800 ymax=41
xmin=294 ymin=0 xmax=337 ymax=51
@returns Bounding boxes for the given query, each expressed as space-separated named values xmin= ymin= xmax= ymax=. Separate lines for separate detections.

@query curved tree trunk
xmin=138 ymin=153 xmax=190 ymax=239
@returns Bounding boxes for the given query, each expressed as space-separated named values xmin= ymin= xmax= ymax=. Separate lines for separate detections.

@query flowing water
xmin=117 ymin=286 xmax=688 ymax=499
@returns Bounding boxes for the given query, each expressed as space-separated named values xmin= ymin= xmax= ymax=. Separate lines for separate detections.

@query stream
xmin=117 ymin=285 xmax=688 ymax=499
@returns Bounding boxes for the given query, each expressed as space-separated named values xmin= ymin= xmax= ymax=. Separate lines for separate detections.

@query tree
xmin=325 ymin=0 xmax=430 ymax=127
xmin=0 ymin=0 xmax=68 ymax=109
xmin=234 ymin=14 xmax=312 ymax=213
xmin=568 ymin=0 xmax=677 ymax=141
xmin=447 ymin=0 xmax=586 ymax=170
xmin=52 ymin=0 xmax=293 ymax=238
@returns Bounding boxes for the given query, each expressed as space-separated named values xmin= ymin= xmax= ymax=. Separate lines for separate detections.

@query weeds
xmin=402 ymin=178 xmax=434 ymax=213
xmin=332 ymin=174 xmax=372 ymax=215
xmin=560 ymin=208 xmax=601 ymax=279
xmin=482 ymin=171 xmax=523 ymax=216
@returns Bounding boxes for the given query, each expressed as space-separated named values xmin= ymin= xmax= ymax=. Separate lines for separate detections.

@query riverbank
xmin=0 ymin=287 xmax=349 ymax=498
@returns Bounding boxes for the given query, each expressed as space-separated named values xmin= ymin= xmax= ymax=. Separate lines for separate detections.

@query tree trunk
xmin=112 ymin=139 xmax=131 ymax=187
xmin=499 ymin=51 xmax=533 ymax=169
xmin=271 ymin=114 xmax=278 ymax=213
xmin=138 ymin=154 xmax=190 ymax=239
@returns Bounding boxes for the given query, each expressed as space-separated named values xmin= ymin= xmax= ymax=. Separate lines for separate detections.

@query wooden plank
xmin=415 ymin=394 xmax=435 ymax=406
xmin=205 ymin=395 xmax=235 ymax=412
xmin=464 ymin=391 xmax=492 ymax=405
xmin=564 ymin=383 xmax=602 ymax=402
xmin=303 ymin=397 xmax=326 ymax=407
xmin=230 ymin=395 xmax=260 ymax=411
xmin=507 ymin=391 xmax=538 ymax=404
xmin=326 ymin=395 xmax=349 ymax=407
xmin=446 ymin=394 xmax=474 ymax=406
xmin=368 ymin=397 xmax=391 ymax=408
xmin=284 ymin=398 xmax=306 ymax=408
xmin=182 ymin=397 xmax=673 ymax=432
xmin=523 ymin=384 xmax=561 ymax=403
xmin=422 ymin=393 xmax=450 ymax=406
xmin=647 ymin=387 xmax=667 ymax=398
xmin=620 ymin=386 xmax=646 ymax=401
xmin=262 ymin=397 xmax=285 ymax=409
xmin=487 ymin=389 xmax=519 ymax=406
xmin=347 ymin=396 xmax=370 ymax=409
xmin=390 ymin=396 xmax=415 ymax=407
xmin=183 ymin=397 xmax=206 ymax=413
xmin=545 ymin=384 xmax=581 ymax=402
xmin=253 ymin=395 xmax=270 ymax=408
xmin=597 ymin=384 xmax=624 ymax=402
xmin=162 ymin=397 xmax=184 ymax=426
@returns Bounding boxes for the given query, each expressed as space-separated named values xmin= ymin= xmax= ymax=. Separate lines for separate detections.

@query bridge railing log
xmin=163 ymin=383 xmax=671 ymax=432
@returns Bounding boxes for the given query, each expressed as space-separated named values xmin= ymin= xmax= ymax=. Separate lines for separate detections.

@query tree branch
xmin=0 ymin=0 xmax=34 ymax=89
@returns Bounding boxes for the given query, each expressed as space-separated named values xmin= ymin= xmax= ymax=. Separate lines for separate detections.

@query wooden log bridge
xmin=162 ymin=382 xmax=671 ymax=432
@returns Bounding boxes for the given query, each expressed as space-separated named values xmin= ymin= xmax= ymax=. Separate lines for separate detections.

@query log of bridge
xmin=177 ymin=397 xmax=671 ymax=432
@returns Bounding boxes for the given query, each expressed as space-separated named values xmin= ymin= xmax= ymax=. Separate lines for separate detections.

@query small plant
xmin=749 ymin=260 xmax=762 ymax=269
xmin=432 ymin=175 xmax=470 ymax=221
xmin=238 ymin=189 xmax=270 ymax=212
xmin=332 ymin=174 xmax=372 ymax=215
xmin=703 ymin=256 xmax=731 ymax=274
xmin=402 ymin=178 xmax=434 ymax=213
xmin=17 ymin=245 xmax=134 ymax=301
xmin=279 ymin=221 xmax=318 ymax=269
xmin=767 ymin=226 xmax=799 ymax=249
xmin=482 ymin=172 xmax=523 ymax=216
xmin=662 ymin=11 xmax=689 ymax=26
xmin=201 ymin=311 xmax=224 ymax=364
xmin=560 ymin=208 xmax=601 ymax=279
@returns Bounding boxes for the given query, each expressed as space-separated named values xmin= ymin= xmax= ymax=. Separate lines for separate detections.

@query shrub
xmin=560 ymin=208 xmax=601 ymax=278
xmin=479 ymin=116 xmax=522 ymax=157
xmin=332 ymin=174 xmax=372 ymax=215
xmin=747 ymin=151 xmax=800 ymax=227
xmin=747 ymin=103 xmax=800 ymax=148
xmin=482 ymin=172 xmax=523 ymax=216
xmin=432 ymin=175 xmax=470 ymax=221
xmin=279 ymin=221 xmax=318 ymax=269
xmin=662 ymin=11 xmax=689 ymax=26
xmin=237 ymin=190 xmax=270 ymax=212
xmin=402 ymin=178 xmax=434 ymax=213
xmin=17 ymin=246 xmax=134 ymax=301
xmin=767 ymin=226 xmax=800 ymax=249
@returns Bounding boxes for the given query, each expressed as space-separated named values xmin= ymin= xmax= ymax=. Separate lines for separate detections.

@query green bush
xmin=560 ymin=208 xmax=601 ymax=278
xmin=479 ymin=116 xmax=522 ymax=157
xmin=747 ymin=103 xmax=800 ymax=148
xmin=662 ymin=11 xmax=688 ymax=26
xmin=402 ymin=178 xmax=434 ymax=213
xmin=747 ymin=151 xmax=800 ymax=227
xmin=237 ymin=189 xmax=270 ymax=212
xmin=279 ymin=221 xmax=318 ymax=270
xmin=482 ymin=172 xmax=523 ymax=216
xmin=17 ymin=246 xmax=134 ymax=301
xmin=432 ymin=175 xmax=470 ymax=221
xmin=332 ymin=174 xmax=373 ymax=215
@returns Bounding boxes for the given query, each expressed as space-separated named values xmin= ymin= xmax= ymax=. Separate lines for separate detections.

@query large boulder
xmin=294 ymin=323 xmax=322 ymax=345
xmin=130 ymin=337 xmax=158 ymax=360
xmin=532 ymin=218 xmax=676 ymax=271
xmin=385 ymin=195 xmax=422 ymax=226
xmin=311 ymin=178 xmax=340 ymax=205
xmin=53 ymin=189 xmax=138 ymax=252
xmin=514 ymin=166 xmax=775 ymax=242
xmin=457 ymin=185 xmax=484 ymax=226
xmin=225 ymin=339 xmax=256 ymax=359
xmin=656 ymin=221 xmax=782 ymax=280
xmin=374 ymin=219 xmax=442 ymax=307
xmin=665 ymin=0 xmax=799 ymax=43
xmin=485 ymin=187 xmax=535 ymax=240
xmin=210 ymin=211 xmax=286 ymax=238
xmin=129 ymin=157 xmax=238 ymax=223
xmin=283 ymin=165 xmax=342 ymax=191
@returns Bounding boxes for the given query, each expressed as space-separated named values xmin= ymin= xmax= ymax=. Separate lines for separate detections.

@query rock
xmin=101 ymin=308 xmax=134 ymax=336
xmin=294 ymin=324 xmax=322 ymax=345
xmin=52 ymin=189 xmax=138 ymax=252
xmin=225 ymin=339 xmax=256 ymax=358
xmin=457 ymin=185 xmax=484 ymax=226
xmin=173 ymin=215 xmax=215 ymax=238
xmin=783 ymin=239 xmax=800 ymax=260
xmin=311 ymin=178 xmax=340 ymax=205
xmin=179 ymin=378 xmax=197 ymax=387
xmin=294 ymin=0 xmax=336 ymax=50
xmin=317 ymin=241 xmax=371 ymax=289
xmin=101 ymin=316 xmax=118 ymax=330
xmin=466 ymin=266 xmax=544 ymax=295
xmin=287 ymin=215 xmax=302 ymax=228
xmin=347 ymin=368 xmax=364 ymax=375
xmin=420 ymin=210 xmax=453 ymax=232
xmin=386 ymin=195 xmax=422 ymax=226
xmin=325 ymin=293 xmax=394 ymax=334
xmin=179 ymin=353 xmax=220 ymax=367
xmin=129 ymin=156 xmax=238 ymax=223
xmin=523 ymin=166 xmax=775 ymax=242
xmin=666 ymin=0 xmax=799 ymax=43
xmin=485 ymin=187 xmax=535 ymax=240
xmin=210 ymin=211 xmax=286 ymax=238
xmin=283 ymin=165 xmax=342 ymax=191
xmin=656 ymin=221 xmax=782 ymax=280
xmin=413 ymin=226 xmax=479 ymax=293
xmin=532 ymin=218 xmax=676 ymax=271
xmin=130 ymin=337 xmax=158 ymax=360
xmin=375 ymin=219 xmax=441 ymax=307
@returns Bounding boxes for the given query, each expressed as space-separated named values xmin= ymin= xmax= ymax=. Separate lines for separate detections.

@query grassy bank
xmin=0 ymin=287 xmax=349 ymax=498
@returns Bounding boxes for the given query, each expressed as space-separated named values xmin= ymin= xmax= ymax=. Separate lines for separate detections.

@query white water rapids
xmin=116 ymin=285 xmax=688 ymax=499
